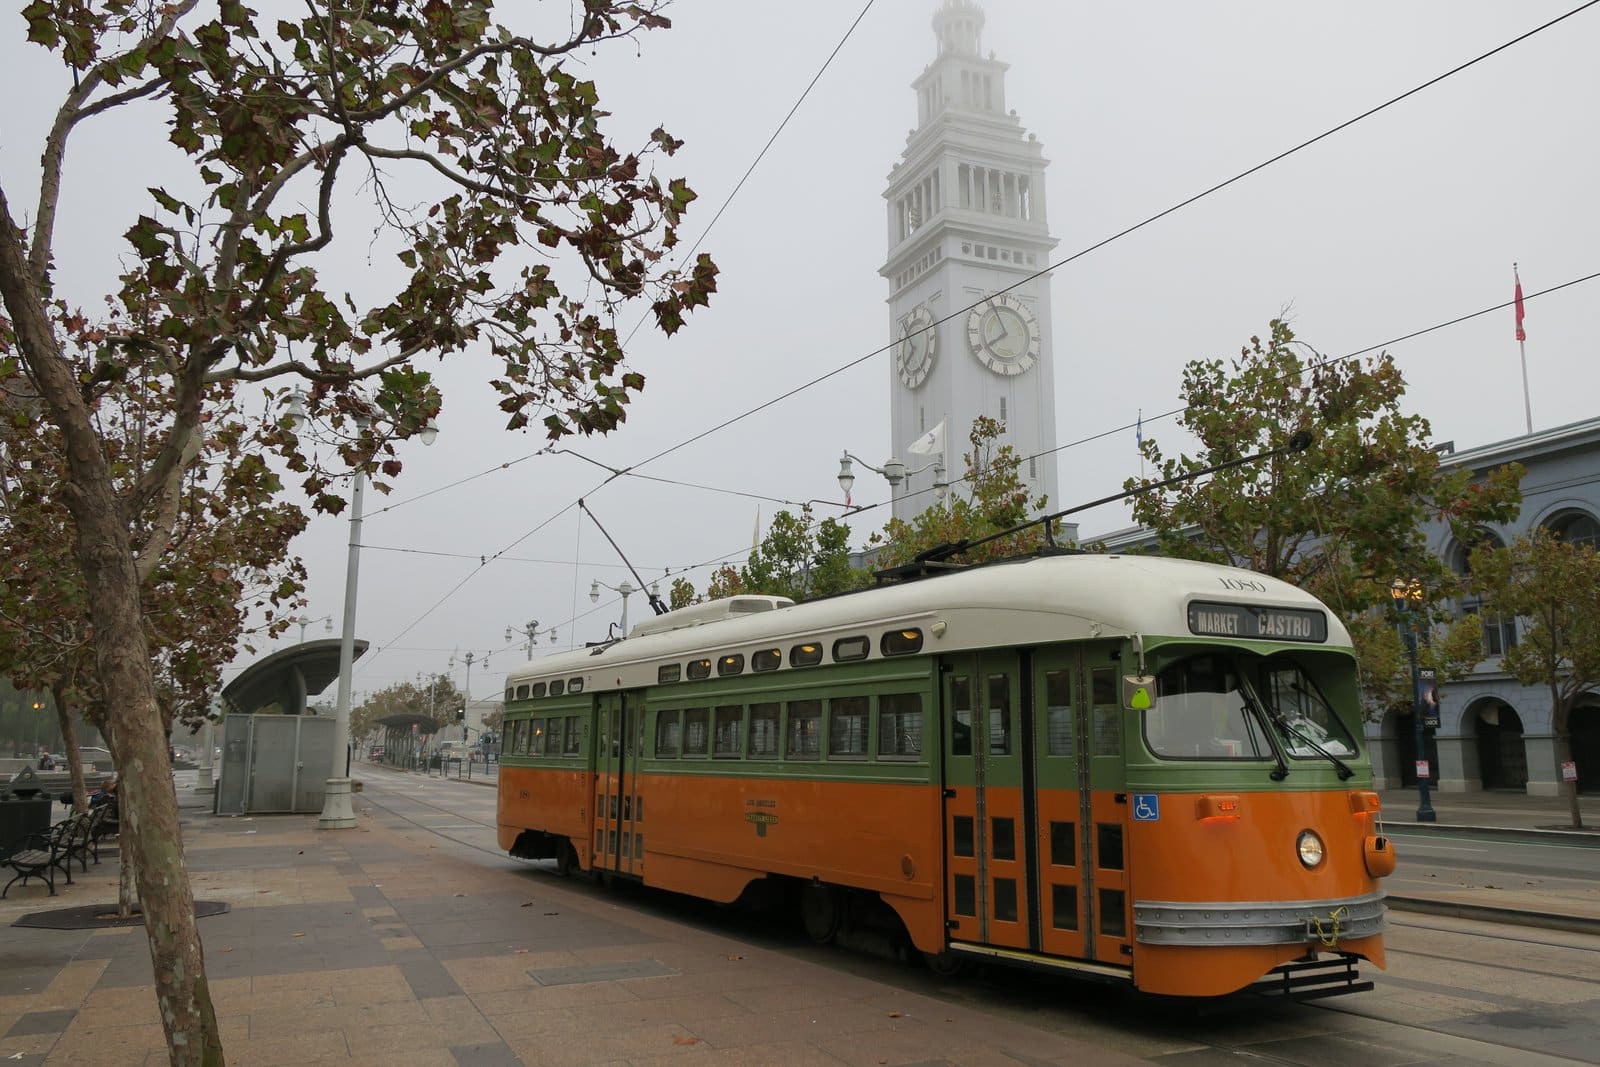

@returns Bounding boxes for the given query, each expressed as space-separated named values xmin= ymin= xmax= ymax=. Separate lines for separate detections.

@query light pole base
xmin=194 ymin=766 xmax=215 ymax=795
xmin=317 ymin=777 xmax=358 ymax=829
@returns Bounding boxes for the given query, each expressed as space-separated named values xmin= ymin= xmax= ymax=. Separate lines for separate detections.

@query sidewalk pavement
xmin=0 ymin=780 xmax=1155 ymax=1067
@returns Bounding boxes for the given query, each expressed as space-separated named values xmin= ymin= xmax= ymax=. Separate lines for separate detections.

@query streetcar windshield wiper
xmin=1239 ymin=691 xmax=1290 ymax=781
xmin=1260 ymin=703 xmax=1354 ymax=780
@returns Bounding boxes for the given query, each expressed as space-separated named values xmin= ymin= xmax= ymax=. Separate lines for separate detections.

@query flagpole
xmin=1515 ymin=263 xmax=1532 ymax=435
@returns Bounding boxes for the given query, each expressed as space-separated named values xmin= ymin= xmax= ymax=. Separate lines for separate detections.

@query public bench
xmin=1 ymin=812 xmax=92 ymax=898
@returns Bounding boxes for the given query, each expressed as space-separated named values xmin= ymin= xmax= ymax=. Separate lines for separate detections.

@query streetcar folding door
xmin=593 ymin=690 xmax=647 ymax=878
xmin=940 ymin=644 xmax=1130 ymax=963
xmin=941 ymin=652 xmax=1029 ymax=949
xmin=1032 ymin=644 xmax=1131 ymax=966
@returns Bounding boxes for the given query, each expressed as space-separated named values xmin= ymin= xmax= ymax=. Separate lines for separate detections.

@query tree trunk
xmin=0 ymin=207 xmax=225 ymax=1065
xmin=1553 ymin=689 xmax=1583 ymax=830
xmin=51 ymin=684 xmax=90 ymax=814
xmin=99 ymin=721 xmax=139 ymax=920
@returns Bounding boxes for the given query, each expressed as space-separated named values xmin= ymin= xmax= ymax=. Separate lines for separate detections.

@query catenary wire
xmin=340 ymin=6 xmax=1596 ymax=676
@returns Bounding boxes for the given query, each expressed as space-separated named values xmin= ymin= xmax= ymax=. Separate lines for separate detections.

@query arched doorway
xmin=1474 ymin=703 xmax=1527 ymax=790
xmin=1389 ymin=708 xmax=1439 ymax=788
xmin=1572 ymin=700 xmax=1600 ymax=795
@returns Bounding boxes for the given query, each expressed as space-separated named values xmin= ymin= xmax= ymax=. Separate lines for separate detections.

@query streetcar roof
xmin=504 ymin=554 xmax=1352 ymax=695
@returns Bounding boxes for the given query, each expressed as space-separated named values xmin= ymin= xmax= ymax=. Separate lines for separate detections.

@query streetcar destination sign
xmin=1187 ymin=601 xmax=1328 ymax=643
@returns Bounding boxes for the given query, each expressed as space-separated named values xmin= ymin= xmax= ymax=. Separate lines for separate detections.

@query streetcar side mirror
xmin=1122 ymin=675 xmax=1156 ymax=711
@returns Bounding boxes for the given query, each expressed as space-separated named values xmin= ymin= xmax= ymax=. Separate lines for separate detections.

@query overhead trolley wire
xmin=345 ymin=3 xmax=1598 ymax=672
xmin=623 ymin=0 xmax=1600 ymax=475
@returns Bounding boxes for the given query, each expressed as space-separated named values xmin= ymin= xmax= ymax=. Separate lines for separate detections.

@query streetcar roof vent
xmin=628 ymin=595 xmax=794 ymax=638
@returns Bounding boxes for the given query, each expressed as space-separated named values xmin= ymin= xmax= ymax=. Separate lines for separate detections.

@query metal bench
xmin=1 ymin=815 xmax=83 ymax=898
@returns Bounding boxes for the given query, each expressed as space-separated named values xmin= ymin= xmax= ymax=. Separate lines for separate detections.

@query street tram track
xmin=355 ymin=770 xmax=1593 ymax=1066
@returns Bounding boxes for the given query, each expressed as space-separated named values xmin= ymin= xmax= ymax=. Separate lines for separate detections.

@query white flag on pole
xmin=907 ymin=418 xmax=945 ymax=457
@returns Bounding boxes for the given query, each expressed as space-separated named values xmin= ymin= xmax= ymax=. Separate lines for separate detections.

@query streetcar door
xmin=1034 ymin=645 xmax=1133 ymax=967
xmin=941 ymin=651 xmax=1029 ymax=950
xmin=593 ymin=690 xmax=647 ymax=878
xmin=1031 ymin=648 xmax=1090 ymax=959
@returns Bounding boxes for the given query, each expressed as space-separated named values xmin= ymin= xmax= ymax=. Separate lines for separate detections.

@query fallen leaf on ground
xmin=725 ymin=954 xmax=743 ymax=961
xmin=672 ymin=1036 xmax=701 ymax=1046
xmin=291 ymin=932 xmax=304 ymax=937
xmin=513 ymin=948 xmax=529 ymax=954
xmin=887 ymin=1011 xmax=903 ymax=1018
xmin=520 ymin=902 xmax=533 ymax=908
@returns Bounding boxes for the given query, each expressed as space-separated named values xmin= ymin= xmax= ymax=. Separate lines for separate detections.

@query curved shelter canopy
xmin=221 ymin=638 xmax=369 ymax=716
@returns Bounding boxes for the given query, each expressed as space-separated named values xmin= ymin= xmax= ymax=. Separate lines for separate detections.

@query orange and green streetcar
xmin=496 ymin=552 xmax=1395 ymax=998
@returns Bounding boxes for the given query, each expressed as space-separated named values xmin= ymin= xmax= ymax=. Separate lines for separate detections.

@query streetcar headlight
xmin=1296 ymin=830 xmax=1326 ymax=869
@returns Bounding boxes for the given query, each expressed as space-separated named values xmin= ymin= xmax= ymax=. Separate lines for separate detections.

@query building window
xmin=1548 ymin=510 xmax=1600 ymax=548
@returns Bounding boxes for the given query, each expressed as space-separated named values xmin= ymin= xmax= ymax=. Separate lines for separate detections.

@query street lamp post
xmin=1389 ymin=578 xmax=1437 ymax=823
xmin=505 ymin=620 xmax=540 ymax=660
xmin=296 ymin=614 xmax=333 ymax=644
xmin=590 ymin=578 xmax=640 ymax=635
xmin=837 ymin=450 xmax=947 ymax=510
xmin=288 ymin=389 xmax=437 ymax=830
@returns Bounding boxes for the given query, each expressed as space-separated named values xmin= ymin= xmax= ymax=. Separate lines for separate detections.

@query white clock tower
xmin=882 ymin=0 xmax=1059 ymax=524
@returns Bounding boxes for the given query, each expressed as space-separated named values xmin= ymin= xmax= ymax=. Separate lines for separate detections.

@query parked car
xmin=368 ymin=746 xmax=385 ymax=760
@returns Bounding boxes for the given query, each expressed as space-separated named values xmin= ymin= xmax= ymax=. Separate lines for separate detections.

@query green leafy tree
xmin=1471 ymin=528 xmax=1600 ymax=828
xmin=741 ymin=506 xmax=858 ymax=601
xmin=0 ymin=3 xmax=715 ymax=1060
xmin=667 ymin=575 xmax=697 ymax=610
xmin=870 ymin=416 xmax=1051 ymax=570
xmin=352 ymin=674 xmax=463 ymax=743
xmin=1125 ymin=319 xmax=1522 ymax=721
xmin=1126 ymin=320 xmax=1521 ymax=612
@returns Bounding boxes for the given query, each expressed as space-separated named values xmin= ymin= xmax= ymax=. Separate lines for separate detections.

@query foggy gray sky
xmin=5 ymin=1 xmax=1597 ymax=703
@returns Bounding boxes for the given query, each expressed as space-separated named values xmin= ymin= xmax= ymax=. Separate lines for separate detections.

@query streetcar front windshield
xmin=1255 ymin=660 xmax=1358 ymax=758
xmin=1145 ymin=652 xmax=1273 ymax=760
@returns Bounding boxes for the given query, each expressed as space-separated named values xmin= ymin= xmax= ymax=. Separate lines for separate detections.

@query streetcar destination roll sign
xmin=1187 ymin=601 xmax=1327 ymax=643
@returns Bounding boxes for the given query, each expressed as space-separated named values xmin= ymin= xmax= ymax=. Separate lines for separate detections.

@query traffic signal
xmin=455 ymin=706 xmax=465 ymax=722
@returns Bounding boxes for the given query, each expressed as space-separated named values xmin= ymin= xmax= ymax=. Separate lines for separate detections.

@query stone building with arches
xmin=1368 ymin=415 xmax=1600 ymax=797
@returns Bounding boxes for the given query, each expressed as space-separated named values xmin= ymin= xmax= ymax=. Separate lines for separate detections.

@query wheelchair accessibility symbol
xmin=1132 ymin=794 xmax=1160 ymax=821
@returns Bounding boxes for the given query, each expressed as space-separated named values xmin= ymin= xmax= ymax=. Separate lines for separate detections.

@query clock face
xmin=966 ymin=294 xmax=1041 ymax=376
xmin=896 ymin=305 xmax=937 ymax=388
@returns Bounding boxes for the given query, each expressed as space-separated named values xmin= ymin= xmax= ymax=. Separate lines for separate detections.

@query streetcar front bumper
xmin=1134 ymin=890 xmax=1386 ymax=947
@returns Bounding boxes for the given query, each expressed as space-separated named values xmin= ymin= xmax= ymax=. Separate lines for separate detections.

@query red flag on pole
xmin=1514 ymin=268 xmax=1526 ymax=342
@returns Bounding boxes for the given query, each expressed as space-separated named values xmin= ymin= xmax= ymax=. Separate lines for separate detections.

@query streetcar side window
xmin=987 ymin=674 xmax=1012 ymax=755
xmin=878 ymin=693 xmax=923 ymax=759
xmin=508 ymin=719 xmax=524 ymax=755
xmin=790 ymin=643 xmax=823 ymax=668
xmin=549 ymin=681 xmax=565 ymax=697
xmin=832 ymin=636 xmax=870 ymax=662
xmin=544 ymin=717 xmax=565 ymax=755
xmin=881 ymin=628 xmax=923 ymax=657
xmin=748 ymin=702 xmax=780 ymax=757
xmin=686 ymin=659 xmax=712 ymax=681
xmin=752 ymin=649 xmax=781 ymax=673
xmin=828 ymin=696 xmax=869 ymax=758
xmin=1092 ymin=667 xmax=1121 ymax=756
xmin=713 ymin=705 xmax=743 ymax=757
xmin=950 ymin=676 xmax=973 ymax=756
xmin=1044 ymin=670 xmax=1074 ymax=756
xmin=1145 ymin=654 xmax=1270 ymax=760
xmin=655 ymin=710 xmax=681 ymax=757
xmin=564 ymin=716 xmax=582 ymax=756
xmin=682 ymin=708 xmax=709 ymax=756
xmin=506 ymin=687 xmax=515 ymax=701
xmin=516 ymin=684 xmax=529 ymax=699
xmin=530 ymin=682 xmax=547 ymax=698
xmin=658 ymin=664 xmax=681 ymax=684
xmin=718 ymin=654 xmax=745 ymax=677
xmin=785 ymin=700 xmax=821 ymax=759
xmin=528 ymin=718 xmax=546 ymax=756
